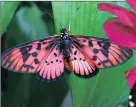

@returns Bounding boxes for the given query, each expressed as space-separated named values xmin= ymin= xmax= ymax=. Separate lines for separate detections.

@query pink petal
xmin=125 ymin=67 xmax=136 ymax=89
xmin=98 ymin=3 xmax=136 ymax=27
xmin=104 ymin=17 xmax=136 ymax=50
xmin=126 ymin=0 xmax=136 ymax=11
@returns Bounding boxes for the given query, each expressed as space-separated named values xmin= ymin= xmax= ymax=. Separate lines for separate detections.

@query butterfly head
xmin=60 ymin=27 xmax=68 ymax=40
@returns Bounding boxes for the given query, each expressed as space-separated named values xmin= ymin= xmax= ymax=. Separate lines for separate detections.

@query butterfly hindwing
xmin=65 ymin=43 xmax=99 ymax=78
xmin=36 ymin=47 xmax=64 ymax=82
xmin=70 ymin=35 xmax=133 ymax=69
xmin=1 ymin=36 xmax=65 ymax=81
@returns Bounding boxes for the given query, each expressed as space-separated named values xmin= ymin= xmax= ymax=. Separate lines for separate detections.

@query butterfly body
xmin=57 ymin=27 xmax=72 ymax=61
xmin=1 ymin=27 xmax=133 ymax=82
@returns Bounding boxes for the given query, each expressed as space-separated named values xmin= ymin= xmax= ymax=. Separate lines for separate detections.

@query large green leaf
xmin=1 ymin=2 xmax=19 ymax=36
xmin=52 ymin=1 xmax=135 ymax=107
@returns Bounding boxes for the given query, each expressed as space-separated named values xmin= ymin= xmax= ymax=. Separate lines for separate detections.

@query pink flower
xmin=125 ymin=67 xmax=136 ymax=89
xmin=98 ymin=0 xmax=136 ymax=89
xmin=97 ymin=0 xmax=136 ymax=50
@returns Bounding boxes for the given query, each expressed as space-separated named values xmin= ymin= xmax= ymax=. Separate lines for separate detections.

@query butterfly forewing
xmin=1 ymin=35 xmax=65 ymax=82
xmin=70 ymin=35 xmax=133 ymax=69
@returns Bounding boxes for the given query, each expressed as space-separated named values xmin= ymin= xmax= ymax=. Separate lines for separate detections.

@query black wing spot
xmin=83 ymin=39 xmax=87 ymax=42
xmin=98 ymin=62 xmax=101 ymax=65
xmin=89 ymin=40 xmax=93 ymax=47
xmin=42 ymin=42 xmax=46 ymax=44
xmin=47 ymin=63 xmax=49 ymax=65
xmin=23 ymin=64 xmax=30 ymax=69
xmin=81 ymin=45 xmax=84 ymax=48
xmin=103 ymin=42 xmax=110 ymax=50
xmin=37 ymin=43 xmax=41 ymax=50
xmin=83 ymin=59 xmax=86 ymax=61
xmin=22 ymin=53 xmax=31 ymax=62
xmin=59 ymin=60 xmax=62 ymax=63
xmin=20 ymin=47 xmax=27 ymax=53
xmin=92 ymin=56 xmax=97 ymax=61
xmin=80 ymin=58 xmax=82 ymax=60
xmin=23 ymin=65 xmax=34 ymax=69
xmin=74 ymin=50 xmax=77 ymax=55
xmin=45 ymin=61 xmax=48 ymax=63
xmin=93 ymin=48 xmax=99 ymax=54
xmin=56 ymin=59 xmax=58 ymax=62
xmin=101 ymin=49 xmax=109 ymax=57
xmin=20 ymin=45 xmax=32 ymax=53
xmin=34 ymin=58 xmax=39 ymax=64
xmin=103 ymin=60 xmax=109 ymax=63
xmin=97 ymin=41 xmax=102 ymax=47
xmin=74 ymin=57 xmax=77 ymax=60
xmin=51 ymin=61 xmax=53 ymax=63
xmin=32 ymin=52 xmax=38 ymax=57
xmin=54 ymin=53 xmax=57 ymax=57
xmin=31 ymin=66 xmax=34 ymax=69
xmin=27 ymin=45 xmax=32 ymax=51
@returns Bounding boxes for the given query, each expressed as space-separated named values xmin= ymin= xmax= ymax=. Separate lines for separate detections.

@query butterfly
xmin=128 ymin=83 xmax=136 ymax=107
xmin=1 ymin=27 xmax=133 ymax=82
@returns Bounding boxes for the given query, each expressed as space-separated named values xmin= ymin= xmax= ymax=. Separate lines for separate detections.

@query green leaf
xmin=3 ymin=3 xmax=51 ymax=49
xmin=16 ymin=4 xmax=51 ymax=39
xmin=1 ymin=2 xmax=20 ymax=36
xmin=52 ymin=1 xmax=135 ymax=107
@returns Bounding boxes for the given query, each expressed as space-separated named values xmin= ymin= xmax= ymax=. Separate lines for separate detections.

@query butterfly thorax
xmin=59 ymin=27 xmax=71 ymax=61
xmin=60 ymin=27 xmax=68 ymax=40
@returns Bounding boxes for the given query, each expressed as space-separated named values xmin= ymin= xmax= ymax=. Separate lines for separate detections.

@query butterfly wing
xmin=70 ymin=35 xmax=133 ymax=70
xmin=36 ymin=46 xmax=64 ymax=82
xmin=64 ymin=43 xmax=99 ymax=78
xmin=1 ymin=36 xmax=64 ymax=82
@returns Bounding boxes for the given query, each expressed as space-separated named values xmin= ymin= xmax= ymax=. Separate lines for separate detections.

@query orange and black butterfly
xmin=1 ymin=26 xmax=133 ymax=82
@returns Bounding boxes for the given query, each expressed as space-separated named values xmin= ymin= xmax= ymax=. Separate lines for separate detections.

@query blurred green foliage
xmin=1 ymin=2 xmax=19 ymax=36
xmin=1 ymin=1 xmax=135 ymax=107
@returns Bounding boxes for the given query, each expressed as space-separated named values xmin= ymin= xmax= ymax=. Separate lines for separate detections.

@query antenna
xmin=68 ymin=7 xmax=80 ymax=32
xmin=40 ymin=7 xmax=63 ymax=27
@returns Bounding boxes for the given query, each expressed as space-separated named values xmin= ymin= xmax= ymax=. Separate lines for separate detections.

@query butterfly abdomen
xmin=58 ymin=37 xmax=73 ymax=61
